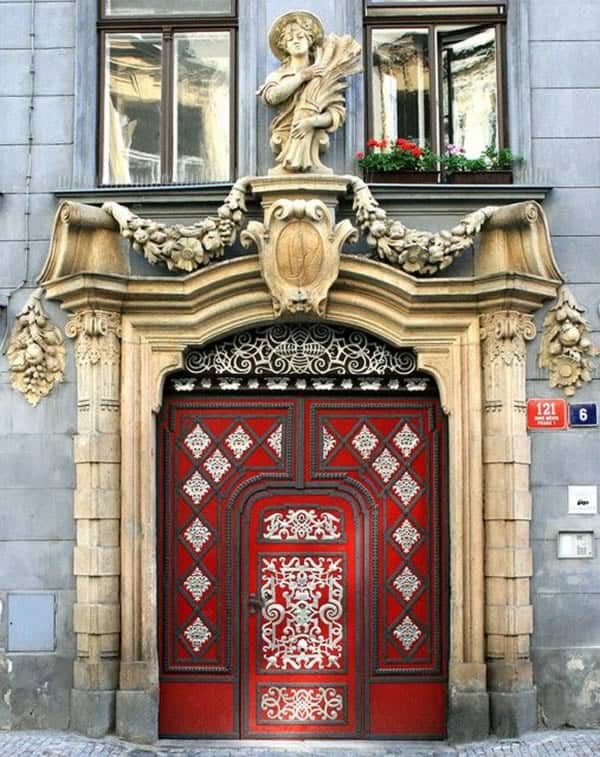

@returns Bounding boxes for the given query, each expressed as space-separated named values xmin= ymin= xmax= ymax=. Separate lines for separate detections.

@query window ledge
xmin=54 ymin=183 xmax=553 ymax=234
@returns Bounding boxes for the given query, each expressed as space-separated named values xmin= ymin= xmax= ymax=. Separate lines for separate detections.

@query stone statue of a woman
xmin=258 ymin=11 xmax=362 ymax=174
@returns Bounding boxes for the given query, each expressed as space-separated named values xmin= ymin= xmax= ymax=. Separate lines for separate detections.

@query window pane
xmin=371 ymin=29 xmax=430 ymax=146
xmin=105 ymin=0 xmax=232 ymax=16
xmin=440 ymin=26 xmax=497 ymax=156
xmin=173 ymin=31 xmax=231 ymax=183
xmin=103 ymin=33 xmax=162 ymax=185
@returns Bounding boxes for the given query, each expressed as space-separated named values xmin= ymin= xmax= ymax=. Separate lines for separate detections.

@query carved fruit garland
xmin=7 ymin=288 xmax=66 ymax=406
xmin=349 ymin=177 xmax=496 ymax=274
xmin=538 ymin=286 xmax=599 ymax=396
xmin=102 ymin=177 xmax=251 ymax=273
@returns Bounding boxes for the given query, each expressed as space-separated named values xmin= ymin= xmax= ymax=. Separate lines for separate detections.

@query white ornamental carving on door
xmin=260 ymin=556 xmax=344 ymax=670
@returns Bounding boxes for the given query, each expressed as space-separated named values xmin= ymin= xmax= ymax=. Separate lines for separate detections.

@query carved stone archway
xmin=40 ymin=198 xmax=561 ymax=743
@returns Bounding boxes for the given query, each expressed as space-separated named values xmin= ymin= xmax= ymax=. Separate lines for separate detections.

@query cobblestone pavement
xmin=0 ymin=730 xmax=599 ymax=757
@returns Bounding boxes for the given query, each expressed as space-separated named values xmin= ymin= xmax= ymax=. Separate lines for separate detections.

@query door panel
xmin=158 ymin=395 xmax=447 ymax=738
xmin=244 ymin=492 xmax=360 ymax=736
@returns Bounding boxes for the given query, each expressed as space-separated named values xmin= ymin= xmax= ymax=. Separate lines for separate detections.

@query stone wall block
xmin=73 ymin=660 xmax=119 ymax=691
xmin=73 ymin=545 xmax=120 ymax=577
xmin=486 ymin=547 xmax=533 ymax=578
xmin=73 ymin=603 xmax=120 ymax=635
xmin=76 ymin=576 xmax=119 ymax=605
xmin=483 ymin=433 xmax=531 ymax=464
xmin=73 ymin=488 xmax=120 ymax=520
xmin=485 ymin=490 xmax=532 ymax=521
xmin=74 ymin=433 xmax=121 ymax=464
xmin=486 ymin=605 xmax=534 ymax=636
xmin=76 ymin=519 xmax=120 ymax=548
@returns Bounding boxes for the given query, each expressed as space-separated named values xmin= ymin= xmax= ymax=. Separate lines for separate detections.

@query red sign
xmin=527 ymin=398 xmax=567 ymax=429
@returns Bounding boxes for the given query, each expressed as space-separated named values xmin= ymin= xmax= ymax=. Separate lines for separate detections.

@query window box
xmin=364 ymin=170 xmax=440 ymax=184
xmin=444 ymin=170 xmax=512 ymax=184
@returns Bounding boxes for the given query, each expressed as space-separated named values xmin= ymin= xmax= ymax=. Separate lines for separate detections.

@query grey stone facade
xmin=0 ymin=0 xmax=598 ymax=738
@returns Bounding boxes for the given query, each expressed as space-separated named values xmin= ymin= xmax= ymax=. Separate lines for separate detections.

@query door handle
xmin=248 ymin=592 xmax=263 ymax=615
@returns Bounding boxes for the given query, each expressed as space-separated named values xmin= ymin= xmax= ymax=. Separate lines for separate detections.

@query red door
xmin=158 ymin=395 xmax=447 ymax=738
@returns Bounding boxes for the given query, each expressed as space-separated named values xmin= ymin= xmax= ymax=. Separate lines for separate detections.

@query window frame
xmin=97 ymin=0 xmax=238 ymax=186
xmin=364 ymin=3 xmax=507 ymax=156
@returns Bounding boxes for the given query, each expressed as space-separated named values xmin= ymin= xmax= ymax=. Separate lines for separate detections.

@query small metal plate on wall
xmin=7 ymin=593 xmax=56 ymax=652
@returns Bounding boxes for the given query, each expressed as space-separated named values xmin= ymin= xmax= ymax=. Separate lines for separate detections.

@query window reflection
xmin=174 ymin=32 xmax=231 ymax=183
xmin=440 ymin=26 xmax=497 ymax=156
xmin=371 ymin=29 xmax=430 ymax=146
xmin=105 ymin=0 xmax=232 ymax=16
xmin=103 ymin=33 xmax=162 ymax=184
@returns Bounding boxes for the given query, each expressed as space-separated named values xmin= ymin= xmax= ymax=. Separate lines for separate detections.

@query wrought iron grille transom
xmin=174 ymin=325 xmax=427 ymax=394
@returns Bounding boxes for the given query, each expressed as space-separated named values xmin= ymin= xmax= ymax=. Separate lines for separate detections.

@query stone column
xmin=65 ymin=310 xmax=122 ymax=737
xmin=480 ymin=311 xmax=537 ymax=737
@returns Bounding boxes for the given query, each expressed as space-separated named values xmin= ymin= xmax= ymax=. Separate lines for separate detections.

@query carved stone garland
xmin=538 ymin=285 xmax=599 ymax=396
xmin=102 ymin=177 xmax=250 ymax=273
xmin=103 ymin=176 xmax=498 ymax=278
xmin=7 ymin=288 xmax=66 ymax=406
xmin=349 ymin=177 xmax=497 ymax=274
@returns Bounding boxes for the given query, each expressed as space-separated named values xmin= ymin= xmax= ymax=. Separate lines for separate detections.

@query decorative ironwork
xmin=184 ymin=617 xmax=212 ymax=652
xmin=225 ymin=425 xmax=254 ymax=459
xmin=351 ymin=424 xmax=378 ymax=460
xmin=372 ymin=448 xmax=400 ymax=483
xmin=393 ymin=424 xmax=420 ymax=458
xmin=184 ymin=325 xmax=416 ymax=378
xmin=183 ymin=471 xmax=211 ymax=505
xmin=267 ymin=424 xmax=283 ymax=458
xmin=322 ymin=427 xmax=337 ymax=459
xmin=184 ymin=424 xmax=211 ymax=459
xmin=259 ymin=685 xmax=345 ymax=723
xmin=262 ymin=509 xmax=342 ymax=542
xmin=393 ymin=471 xmax=421 ymax=507
xmin=184 ymin=567 xmax=212 ymax=602
xmin=393 ymin=567 xmax=421 ymax=602
xmin=183 ymin=518 xmax=212 ymax=553
xmin=393 ymin=616 xmax=422 ymax=651
xmin=392 ymin=520 xmax=421 ymax=554
xmin=203 ymin=449 xmax=231 ymax=483
xmin=260 ymin=555 xmax=344 ymax=670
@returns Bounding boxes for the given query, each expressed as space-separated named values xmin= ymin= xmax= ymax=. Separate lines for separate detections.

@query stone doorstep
xmin=1 ymin=730 xmax=600 ymax=756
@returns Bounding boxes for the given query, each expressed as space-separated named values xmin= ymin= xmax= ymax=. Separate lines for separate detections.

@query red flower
xmin=367 ymin=138 xmax=378 ymax=148
xmin=380 ymin=138 xmax=389 ymax=148
xmin=356 ymin=151 xmax=364 ymax=159
xmin=411 ymin=146 xmax=423 ymax=157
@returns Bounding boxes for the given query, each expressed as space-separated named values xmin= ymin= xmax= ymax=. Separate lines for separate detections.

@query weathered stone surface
xmin=70 ymin=689 xmax=115 ymax=738
xmin=489 ymin=689 xmax=537 ymax=738
xmin=447 ymin=690 xmax=490 ymax=744
xmin=533 ymin=647 xmax=600 ymax=728
xmin=115 ymin=689 xmax=158 ymax=744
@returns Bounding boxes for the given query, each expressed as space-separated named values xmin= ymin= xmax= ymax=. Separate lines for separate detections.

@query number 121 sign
xmin=527 ymin=398 xmax=567 ymax=429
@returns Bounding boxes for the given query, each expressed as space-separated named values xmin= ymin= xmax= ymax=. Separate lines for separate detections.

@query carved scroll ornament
xmin=7 ymin=288 xmax=66 ymax=406
xmin=102 ymin=177 xmax=250 ymax=273
xmin=538 ymin=286 xmax=599 ymax=396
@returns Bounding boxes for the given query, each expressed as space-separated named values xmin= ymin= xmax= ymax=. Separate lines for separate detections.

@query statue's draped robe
xmin=259 ymin=66 xmax=345 ymax=172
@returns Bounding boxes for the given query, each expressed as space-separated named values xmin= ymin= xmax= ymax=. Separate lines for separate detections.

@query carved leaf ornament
xmin=7 ymin=289 xmax=66 ymax=406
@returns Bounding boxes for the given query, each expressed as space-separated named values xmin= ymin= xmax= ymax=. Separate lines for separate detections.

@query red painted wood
xmin=158 ymin=395 xmax=447 ymax=738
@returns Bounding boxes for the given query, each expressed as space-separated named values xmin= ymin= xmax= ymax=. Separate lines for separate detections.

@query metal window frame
xmin=364 ymin=9 xmax=507 ymax=156
xmin=97 ymin=0 xmax=237 ymax=186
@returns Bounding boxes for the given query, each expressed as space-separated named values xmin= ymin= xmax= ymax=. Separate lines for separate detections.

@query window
xmin=99 ymin=1 xmax=236 ymax=185
xmin=365 ymin=2 xmax=506 ymax=157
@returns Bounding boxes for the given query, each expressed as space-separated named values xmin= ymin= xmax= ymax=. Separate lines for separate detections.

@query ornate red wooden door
xmin=158 ymin=395 xmax=447 ymax=738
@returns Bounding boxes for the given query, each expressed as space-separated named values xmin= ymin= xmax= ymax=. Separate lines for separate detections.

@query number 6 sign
xmin=527 ymin=398 xmax=567 ymax=429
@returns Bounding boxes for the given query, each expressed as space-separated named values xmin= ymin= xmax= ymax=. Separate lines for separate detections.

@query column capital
xmin=480 ymin=311 xmax=536 ymax=367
